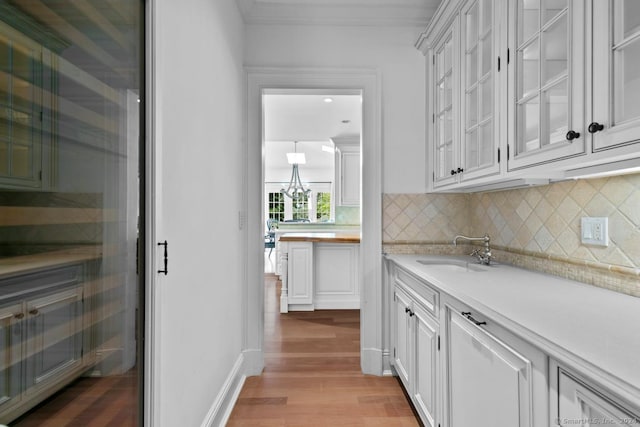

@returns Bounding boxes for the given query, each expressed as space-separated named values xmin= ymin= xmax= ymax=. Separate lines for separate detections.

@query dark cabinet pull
xmin=405 ymin=307 xmax=411 ymax=313
xmin=588 ymin=122 xmax=604 ymax=133
xmin=14 ymin=313 xmax=24 ymax=320
xmin=29 ymin=309 xmax=39 ymax=316
xmin=157 ymin=241 xmax=168 ymax=275
xmin=457 ymin=167 xmax=464 ymax=173
xmin=462 ymin=311 xmax=486 ymax=326
xmin=409 ymin=310 xmax=415 ymax=317
xmin=566 ymin=130 xmax=580 ymax=141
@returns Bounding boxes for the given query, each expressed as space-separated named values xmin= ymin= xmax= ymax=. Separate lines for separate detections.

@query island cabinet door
xmin=287 ymin=242 xmax=314 ymax=305
xmin=24 ymin=286 xmax=83 ymax=393
xmin=444 ymin=303 xmax=548 ymax=427
xmin=0 ymin=302 xmax=24 ymax=411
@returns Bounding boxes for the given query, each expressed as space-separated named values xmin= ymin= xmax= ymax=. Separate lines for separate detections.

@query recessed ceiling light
xmin=323 ymin=97 xmax=333 ymax=103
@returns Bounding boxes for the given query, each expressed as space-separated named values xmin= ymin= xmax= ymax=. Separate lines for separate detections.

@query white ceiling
xmin=264 ymin=93 xmax=362 ymax=172
xmin=237 ymin=0 xmax=442 ymax=27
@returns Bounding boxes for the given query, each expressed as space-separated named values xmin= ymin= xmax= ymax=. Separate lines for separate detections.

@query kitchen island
xmin=279 ymin=232 xmax=360 ymax=313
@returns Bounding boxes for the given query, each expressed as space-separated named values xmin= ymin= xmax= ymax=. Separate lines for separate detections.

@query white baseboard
xmin=200 ymin=354 xmax=246 ymax=427
xmin=314 ymin=299 xmax=360 ymax=310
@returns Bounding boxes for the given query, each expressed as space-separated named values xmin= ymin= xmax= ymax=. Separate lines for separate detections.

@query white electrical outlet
xmin=581 ymin=217 xmax=609 ymax=246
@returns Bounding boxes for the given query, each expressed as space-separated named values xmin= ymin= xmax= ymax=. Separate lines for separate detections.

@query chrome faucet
xmin=453 ymin=234 xmax=492 ymax=265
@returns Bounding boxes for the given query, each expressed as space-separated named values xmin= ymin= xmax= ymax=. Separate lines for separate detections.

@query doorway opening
xmin=262 ymin=90 xmax=363 ymax=280
xmin=246 ymin=68 xmax=382 ymax=377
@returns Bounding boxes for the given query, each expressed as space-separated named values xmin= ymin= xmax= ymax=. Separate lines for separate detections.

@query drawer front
xmin=394 ymin=266 xmax=439 ymax=318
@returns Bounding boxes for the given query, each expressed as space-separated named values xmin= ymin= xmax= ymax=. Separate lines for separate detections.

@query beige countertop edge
xmin=279 ymin=232 xmax=361 ymax=243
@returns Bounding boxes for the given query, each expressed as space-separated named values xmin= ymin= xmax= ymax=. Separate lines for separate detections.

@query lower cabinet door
xmin=445 ymin=306 xmax=542 ymax=427
xmin=558 ymin=370 xmax=640 ymax=427
xmin=25 ymin=286 xmax=83 ymax=393
xmin=393 ymin=288 xmax=412 ymax=388
xmin=413 ymin=305 xmax=438 ymax=427
xmin=0 ymin=303 xmax=24 ymax=411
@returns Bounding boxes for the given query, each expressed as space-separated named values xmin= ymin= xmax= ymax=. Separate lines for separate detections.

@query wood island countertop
xmin=278 ymin=232 xmax=361 ymax=244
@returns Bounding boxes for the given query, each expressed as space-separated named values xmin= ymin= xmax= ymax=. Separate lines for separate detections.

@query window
xmin=268 ymin=191 xmax=285 ymax=222
xmin=316 ymin=192 xmax=331 ymax=222
xmin=291 ymin=193 xmax=309 ymax=221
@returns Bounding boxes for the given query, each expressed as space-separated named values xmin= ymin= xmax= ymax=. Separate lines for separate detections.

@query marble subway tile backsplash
xmin=383 ymin=173 xmax=640 ymax=297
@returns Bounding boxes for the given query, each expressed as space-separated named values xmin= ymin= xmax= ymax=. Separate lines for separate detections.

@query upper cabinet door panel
xmin=460 ymin=0 xmax=501 ymax=180
xmin=432 ymin=26 xmax=460 ymax=188
xmin=508 ymin=0 xmax=586 ymax=170
xmin=591 ymin=0 xmax=640 ymax=151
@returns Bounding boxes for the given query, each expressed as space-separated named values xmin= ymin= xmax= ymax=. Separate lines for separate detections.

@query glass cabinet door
xmin=460 ymin=0 xmax=500 ymax=180
xmin=433 ymin=29 xmax=458 ymax=187
xmin=591 ymin=0 xmax=640 ymax=150
xmin=509 ymin=0 xmax=585 ymax=169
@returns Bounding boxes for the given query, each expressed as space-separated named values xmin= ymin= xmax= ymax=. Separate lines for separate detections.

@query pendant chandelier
xmin=280 ymin=141 xmax=311 ymax=200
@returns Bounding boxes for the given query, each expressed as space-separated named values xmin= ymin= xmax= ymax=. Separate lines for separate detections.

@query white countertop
xmin=386 ymin=254 xmax=640 ymax=405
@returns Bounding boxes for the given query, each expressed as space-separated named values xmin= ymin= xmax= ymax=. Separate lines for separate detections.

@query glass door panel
xmin=0 ymin=1 xmax=143 ymax=425
xmin=511 ymin=0 xmax=584 ymax=168
xmin=434 ymin=32 xmax=457 ymax=186
xmin=592 ymin=0 xmax=640 ymax=150
xmin=461 ymin=0 xmax=497 ymax=178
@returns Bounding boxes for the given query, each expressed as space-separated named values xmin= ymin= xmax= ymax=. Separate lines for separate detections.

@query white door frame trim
xmin=244 ymin=67 xmax=383 ymax=375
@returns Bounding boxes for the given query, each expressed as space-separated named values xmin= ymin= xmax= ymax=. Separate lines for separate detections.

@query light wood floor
xmin=11 ymin=368 xmax=138 ymax=427
xmin=226 ymin=274 xmax=421 ymax=426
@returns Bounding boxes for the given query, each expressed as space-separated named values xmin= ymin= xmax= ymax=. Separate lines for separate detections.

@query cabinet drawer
xmin=394 ymin=267 xmax=439 ymax=318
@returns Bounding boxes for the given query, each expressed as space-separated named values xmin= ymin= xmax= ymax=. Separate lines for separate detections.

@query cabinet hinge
xmin=497 ymin=148 xmax=500 ymax=163
xmin=432 ymin=113 xmax=435 ymax=123
xmin=432 ymin=55 xmax=435 ymax=65
xmin=507 ymin=144 xmax=510 ymax=160
xmin=81 ymin=348 xmax=84 ymax=357
xmin=39 ymin=111 xmax=43 ymax=122
xmin=437 ymin=335 xmax=440 ymax=351
xmin=394 ymin=293 xmax=397 ymax=302
xmin=498 ymin=56 xmax=501 ymax=72
xmin=507 ymin=48 xmax=510 ymax=64
xmin=394 ymin=348 xmax=396 ymax=358
xmin=38 ymin=170 xmax=42 ymax=181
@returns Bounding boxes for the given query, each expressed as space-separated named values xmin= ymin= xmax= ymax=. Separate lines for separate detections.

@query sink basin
xmin=416 ymin=259 xmax=486 ymax=272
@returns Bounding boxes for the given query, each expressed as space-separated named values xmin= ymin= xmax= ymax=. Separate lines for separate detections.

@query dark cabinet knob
xmin=14 ymin=313 xmax=24 ymax=320
xmin=450 ymin=169 xmax=456 ymax=175
xmin=588 ymin=122 xmax=604 ymax=133
xmin=409 ymin=310 xmax=415 ymax=317
xmin=29 ymin=309 xmax=39 ymax=316
xmin=405 ymin=307 xmax=410 ymax=313
xmin=566 ymin=130 xmax=580 ymax=141
xmin=457 ymin=167 xmax=464 ymax=173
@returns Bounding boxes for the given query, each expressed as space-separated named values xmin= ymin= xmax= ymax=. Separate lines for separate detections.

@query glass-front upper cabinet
xmin=591 ymin=0 xmax=640 ymax=151
xmin=432 ymin=27 xmax=459 ymax=188
xmin=508 ymin=0 xmax=586 ymax=170
xmin=460 ymin=0 xmax=500 ymax=180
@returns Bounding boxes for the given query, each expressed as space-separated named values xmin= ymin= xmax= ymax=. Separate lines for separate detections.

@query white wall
xmin=245 ymin=24 xmax=427 ymax=193
xmin=151 ymin=0 xmax=245 ymax=425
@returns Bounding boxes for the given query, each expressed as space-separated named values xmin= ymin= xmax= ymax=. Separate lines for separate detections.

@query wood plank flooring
xmin=11 ymin=368 xmax=138 ymax=426
xmin=227 ymin=274 xmax=421 ymax=426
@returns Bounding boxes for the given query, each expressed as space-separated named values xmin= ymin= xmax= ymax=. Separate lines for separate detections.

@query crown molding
xmin=237 ymin=0 xmax=441 ymax=27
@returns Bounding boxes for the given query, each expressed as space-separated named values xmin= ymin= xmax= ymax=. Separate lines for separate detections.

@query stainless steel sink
xmin=416 ymin=259 xmax=486 ymax=272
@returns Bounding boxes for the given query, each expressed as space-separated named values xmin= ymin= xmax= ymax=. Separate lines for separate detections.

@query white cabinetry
xmin=554 ymin=362 xmax=640 ymax=427
xmin=443 ymin=298 xmax=548 ymax=427
xmin=590 ymin=0 xmax=640 ymax=152
xmin=430 ymin=0 xmax=502 ymax=189
xmin=419 ymin=1 xmax=640 ymax=192
xmin=332 ymin=136 xmax=360 ymax=206
xmin=507 ymin=0 xmax=586 ymax=170
xmin=24 ymin=286 xmax=83 ymax=395
xmin=280 ymin=238 xmax=360 ymax=312
xmin=391 ymin=268 xmax=439 ymax=427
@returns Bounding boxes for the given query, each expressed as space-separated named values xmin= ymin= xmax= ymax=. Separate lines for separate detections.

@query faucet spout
xmin=453 ymin=234 xmax=492 ymax=265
